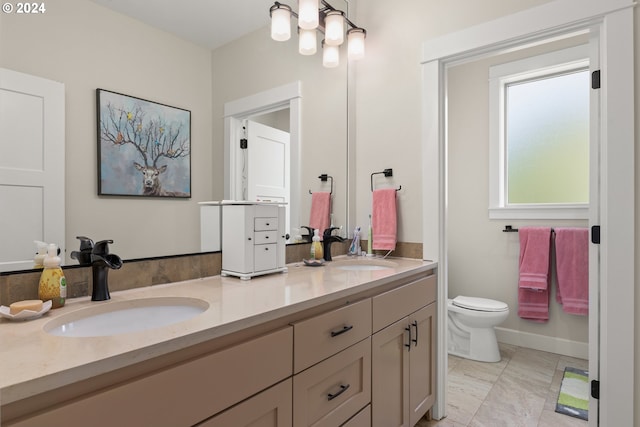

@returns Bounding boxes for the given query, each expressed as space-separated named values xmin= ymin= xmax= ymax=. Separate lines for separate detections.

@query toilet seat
xmin=452 ymin=296 xmax=508 ymax=312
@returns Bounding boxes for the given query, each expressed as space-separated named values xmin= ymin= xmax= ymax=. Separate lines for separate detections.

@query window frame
xmin=488 ymin=44 xmax=590 ymax=219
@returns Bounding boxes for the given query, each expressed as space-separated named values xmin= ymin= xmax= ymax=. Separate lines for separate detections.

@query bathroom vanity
xmin=0 ymin=257 xmax=437 ymax=427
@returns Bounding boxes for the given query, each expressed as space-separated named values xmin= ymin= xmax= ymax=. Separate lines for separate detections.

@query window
xmin=488 ymin=45 xmax=590 ymax=219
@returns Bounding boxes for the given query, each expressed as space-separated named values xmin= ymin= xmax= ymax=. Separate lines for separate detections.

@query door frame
xmin=223 ymin=81 xmax=301 ymax=233
xmin=420 ymin=0 xmax=635 ymax=424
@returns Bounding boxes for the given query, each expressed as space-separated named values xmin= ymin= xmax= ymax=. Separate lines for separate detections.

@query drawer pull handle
xmin=330 ymin=325 xmax=353 ymax=337
xmin=327 ymin=384 xmax=350 ymax=401
xmin=412 ymin=320 xmax=418 ymax=346
xmin=405 ymin=326 xmax=412 ymax=351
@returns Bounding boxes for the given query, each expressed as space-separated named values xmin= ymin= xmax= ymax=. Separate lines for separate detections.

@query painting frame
xmin=96 ymin=88 xmax=192 ymax=198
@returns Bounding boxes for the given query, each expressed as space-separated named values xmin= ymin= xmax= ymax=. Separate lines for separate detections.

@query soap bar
xmin=9 ymin=300 xmax=43 ymax=315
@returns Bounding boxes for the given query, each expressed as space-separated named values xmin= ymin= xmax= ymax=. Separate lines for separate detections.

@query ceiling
xmin=90 ymin=0 xmax=277 ymax=50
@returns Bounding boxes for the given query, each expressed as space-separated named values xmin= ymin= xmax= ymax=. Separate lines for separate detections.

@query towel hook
xmin=371 ymin=168 xmax=402 ymax=192
xmin=309 ymin=174 xmax=333 ymax=194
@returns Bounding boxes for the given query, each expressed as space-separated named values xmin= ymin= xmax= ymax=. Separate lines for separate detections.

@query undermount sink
xmin=44 ymin=297 xmax=209 ymax=337
xmin=331 ymin=259 xmax=398 ymax=271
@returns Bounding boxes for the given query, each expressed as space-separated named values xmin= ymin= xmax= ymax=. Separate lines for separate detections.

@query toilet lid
xmin=452 ymin=296 xmax=508 ymax=312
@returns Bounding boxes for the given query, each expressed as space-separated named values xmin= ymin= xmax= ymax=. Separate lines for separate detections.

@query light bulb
xmin=324 ymin=10 xmax=344 ymax=46
xmin=298 ymin=0 xmax=319 ymax=30
xmin=322 ymin=41 xmax=339 ymax=68
xmin=270 ymin=4 xmax=292 ymax=41
xmin=299 ymin=28 xmax=317 ymax=55
xmin=347 ymin=28 xmax=366 ymax=60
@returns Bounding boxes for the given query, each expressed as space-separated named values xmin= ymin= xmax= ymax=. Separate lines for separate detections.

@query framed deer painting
xmin=97 ymin=89 xmax=191 ymax=198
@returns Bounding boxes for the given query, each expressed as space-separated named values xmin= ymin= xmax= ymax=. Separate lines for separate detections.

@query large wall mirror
xmin=0 ymin=0 xmax=350 ymax=272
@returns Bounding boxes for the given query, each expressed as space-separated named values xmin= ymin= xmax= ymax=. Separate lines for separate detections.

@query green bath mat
xmin=555 ymin=367 xmax=589 ymax=421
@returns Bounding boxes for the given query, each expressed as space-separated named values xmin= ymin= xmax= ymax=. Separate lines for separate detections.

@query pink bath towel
xmin=372 ymin=188 xmax=397 ymax=251
xmin=518 ymin=227 xmax=552 ymax=321
xmin=554 ymin=228 xmax=589 ymax=315
xmin=309 ymin=191 xmax=331 ymax=236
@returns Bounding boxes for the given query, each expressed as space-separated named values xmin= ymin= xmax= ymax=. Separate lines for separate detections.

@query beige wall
xmin=0 ymin=0 xmax=214 ymax=261
xmin=447 ymin=37 xmax=589 ymax=344
xmin=211 ymin=16 xmax=349 ymax=235
xmin=353 ymin=0 xmax=554 ymax=243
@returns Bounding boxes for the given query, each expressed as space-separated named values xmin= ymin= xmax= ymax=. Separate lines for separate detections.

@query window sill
xmin=488 ymin=204 xmax=589 ymax=220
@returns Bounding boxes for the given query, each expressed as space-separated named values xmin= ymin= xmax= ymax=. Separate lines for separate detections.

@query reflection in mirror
xmin=0 ymin=0 xmax=349 ymax=273
xmin=217 ymin=0 xmax=350 ymax=244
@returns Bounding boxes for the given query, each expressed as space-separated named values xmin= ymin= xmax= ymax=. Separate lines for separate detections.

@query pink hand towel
xmin=518 ymin=227 xmax=552 ymax=321
xmin=372 ymin=188 xmax=397 ymax=251
xmin=309 ymin=191 xmax=331 ymax=235
xmin=554 ymin=227 xmax=589 ymax=315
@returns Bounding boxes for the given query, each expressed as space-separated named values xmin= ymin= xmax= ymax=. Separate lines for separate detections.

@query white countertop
xmin=0 ymin=256 xmax=436 ymax=405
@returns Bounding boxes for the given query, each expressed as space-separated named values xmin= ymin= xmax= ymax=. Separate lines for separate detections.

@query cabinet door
xmin=198 ymin=378 xmax=292 ymax=427
xmin=408 ymin=303 xmax=437 ymax=426
xmin=371 ymin=317 xmax=410 ymax=427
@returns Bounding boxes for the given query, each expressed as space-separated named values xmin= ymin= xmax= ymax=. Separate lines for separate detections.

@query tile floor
xmin=418 ymin=343 xmax=589 ymax=427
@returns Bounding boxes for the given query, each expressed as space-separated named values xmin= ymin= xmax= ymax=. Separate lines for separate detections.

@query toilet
xmin=447 ymin=296 xmax=509 ymax=363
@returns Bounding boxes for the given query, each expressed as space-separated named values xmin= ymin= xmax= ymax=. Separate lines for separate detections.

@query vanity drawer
xmin=8 ymin=327 xmax=293 ymax=427
xmin=254 ymin=230 xmax=278 ymax=244
xmin=254 ymin=244 xmax=277 ymax=271
xmin=255 ymin=217 xmax=278 ymax=231
xmin=293 ymin=338 xmax=371 ymax=427
xmin=372 ymin=274 xmax=436 ymax=332
xmin=341 ymin=405 xmax=371 ymax=427
xmin=293 ymin=299 xmax=371 ymax=373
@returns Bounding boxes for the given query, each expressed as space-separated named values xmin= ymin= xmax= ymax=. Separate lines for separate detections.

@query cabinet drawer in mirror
xmin=254 ymin=230 xmax=278 ymax=244
xmin=293 ymin=338 xmax=371 ymax=427
xmin=255 ymin=217 xmax=278 ymax=231
xmin=254 ymin=244 xmax=277 ymax=272
xmin=293 ymin=299 xmax=371 ymax=373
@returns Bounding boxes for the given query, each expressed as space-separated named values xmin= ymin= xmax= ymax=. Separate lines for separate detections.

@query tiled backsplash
xmin=0 ymin=241 xmax=421 ymax=306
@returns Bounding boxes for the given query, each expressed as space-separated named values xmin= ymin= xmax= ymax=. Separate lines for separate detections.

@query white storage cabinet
xmin=221 ymin=202 xmax=287 ymax=280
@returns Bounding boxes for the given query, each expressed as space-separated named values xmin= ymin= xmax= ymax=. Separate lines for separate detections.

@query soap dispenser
xmin=38 ymin=243 xmax=66 ymax=309
xmin=33 ymin=241 xmax=48 ymax=268
xmin=310 ymin=229 xmax=324 ymax=261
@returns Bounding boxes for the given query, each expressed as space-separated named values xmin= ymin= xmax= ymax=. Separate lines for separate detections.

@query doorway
xmin=224 ymin=81 xmax=301 ymax=238
xmin=421 ymin=2 xmax=635 ymax=425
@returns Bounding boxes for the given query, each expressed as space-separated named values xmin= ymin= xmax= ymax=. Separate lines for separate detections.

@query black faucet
xmin=322 ymin=227 xmax=345 ymax=261
xmin=300 ymin=226 xmax=314 ymax=243
xmin=70 ymin=236 xmax=94 ymax=265
xmin=90 ymin=240 xmax=123 ymax=301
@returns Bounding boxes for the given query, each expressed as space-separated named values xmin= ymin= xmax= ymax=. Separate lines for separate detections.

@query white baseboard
xmin=495 ymin=327 xmax=588 ymax=360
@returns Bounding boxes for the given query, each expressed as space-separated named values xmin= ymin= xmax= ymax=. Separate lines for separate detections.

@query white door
xmin=0 ymin=68 xmax=65 ymax=271
xmin=246 ymin=120 xmax=291 ymax=233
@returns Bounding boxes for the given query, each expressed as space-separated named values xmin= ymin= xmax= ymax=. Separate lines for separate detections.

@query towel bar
xmin=371 ymin=168 xmax=402 ymax=192
xmin=309 ymin=174 xmax=333 ymax=195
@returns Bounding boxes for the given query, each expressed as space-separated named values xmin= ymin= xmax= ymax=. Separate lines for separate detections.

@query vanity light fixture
xmin=269 ymin=0 xmax=366 ymax=67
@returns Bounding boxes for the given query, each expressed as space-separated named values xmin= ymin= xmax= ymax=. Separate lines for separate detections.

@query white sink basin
xmin=331 ymin=259 xmax=397 ymax=271
xmin=44 ymin=297 xmax=209 ymax=337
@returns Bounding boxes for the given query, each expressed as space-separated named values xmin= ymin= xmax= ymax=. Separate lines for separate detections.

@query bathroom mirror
xmin=0 ymin=0 xmax=350 ymax=271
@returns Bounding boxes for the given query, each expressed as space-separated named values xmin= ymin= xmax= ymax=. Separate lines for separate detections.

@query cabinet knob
xmin=248 ymin=237 xmax=252 ymax=241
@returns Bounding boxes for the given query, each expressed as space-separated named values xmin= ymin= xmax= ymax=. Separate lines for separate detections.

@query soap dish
xmin=0 ymin=300 xmax=52 ymax=321
xmin=303 ymin=259 xmax=325 ymax=267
